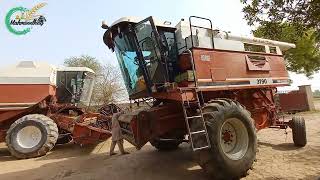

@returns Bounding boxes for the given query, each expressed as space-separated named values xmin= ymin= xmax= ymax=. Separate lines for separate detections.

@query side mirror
xmin=101 ymin=20 xmax=109 ymax=30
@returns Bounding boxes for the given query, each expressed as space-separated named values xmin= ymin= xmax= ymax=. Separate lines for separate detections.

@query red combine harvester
xmin=0 ymin=61 xmax=112 ymax=159
xmin=102 ymin=16 xmax=307 ymax=178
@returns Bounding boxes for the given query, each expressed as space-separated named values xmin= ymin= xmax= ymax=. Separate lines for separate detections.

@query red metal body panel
xmin=192 ymin=48 xmax=288 ymax=82
xmin=0 ymin=84 xmax=55 ymax=103
xmin=118 ymin=103 xmax=186 ymax=149
xmin=0 ymin=109 xmax=31 ymax=124
xmin=72 ymin=123 xmax=111 ymax=145
xmin=0 ymin=84 xmax=55 ymax=123
xmin=278 ymin=91 xmax=308 ymax=112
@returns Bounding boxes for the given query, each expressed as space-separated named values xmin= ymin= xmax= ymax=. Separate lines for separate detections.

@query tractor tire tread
xmin=291 ymin=116 xmax=307 ymax=147
xmin=194 ymin=99 xmax=257 ymax=179
xmin=6 ymin=114 xmax=58 ymax=159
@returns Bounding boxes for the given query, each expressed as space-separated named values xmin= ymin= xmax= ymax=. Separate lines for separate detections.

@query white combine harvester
xmin=0 ymin=61 xmax=112 ymax=159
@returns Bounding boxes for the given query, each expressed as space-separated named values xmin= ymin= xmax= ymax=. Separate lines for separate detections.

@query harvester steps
xmin=179 ymin=88 xmax=211 ymax=151
xmin=190 ymin=130 xmax=206 ymax=135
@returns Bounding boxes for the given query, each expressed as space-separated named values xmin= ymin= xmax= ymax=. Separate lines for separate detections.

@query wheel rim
xmin=16 ymin=125 xmax=42 ymax=149
xmin=220 ymin=118 xmax=249 ymax=160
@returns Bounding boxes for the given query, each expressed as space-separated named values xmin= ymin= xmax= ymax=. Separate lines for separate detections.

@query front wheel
xmin=290 ymin=116 xmax=307 ymax=147
xmin=193 ymin=99 xmax=257 ymax=179
xmin=6 ymin=114 xmax=58 ymax=159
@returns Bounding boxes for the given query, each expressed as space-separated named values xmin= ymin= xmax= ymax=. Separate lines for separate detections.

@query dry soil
xmin=0 ymin=102 xmax=319 ymax=180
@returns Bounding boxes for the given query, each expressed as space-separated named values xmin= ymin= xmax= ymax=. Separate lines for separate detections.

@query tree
xmin=241 ymin=0 xmax=320 ymax=33
xmin=92 ymin=65 xmax=126 ymax=105
xmin=64 ymin=55 xmax=103 ymax=74
xmin=254 ymin=23 xmax=320 ymax=77
xmin=64 ymin=55 xmax=126 ymax=106
xmin=314 ymin=89 xmax=320 ymax=97
xmin=241 ymin=0 xmax=320 ymax=77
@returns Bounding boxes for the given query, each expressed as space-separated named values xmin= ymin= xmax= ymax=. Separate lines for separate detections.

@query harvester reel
xmin=6 ymin=114 xmax=58 ymax=159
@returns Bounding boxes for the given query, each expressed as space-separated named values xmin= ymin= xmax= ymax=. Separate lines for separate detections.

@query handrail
xmin=189 ymin=16 xmax=215 ymax=49
xmin=184 ymin=49 xmax=198 ymax=88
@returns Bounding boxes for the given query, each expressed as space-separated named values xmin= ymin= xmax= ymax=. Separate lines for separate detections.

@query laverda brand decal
xmin=200 ymin=54 xmax=210 ymax=61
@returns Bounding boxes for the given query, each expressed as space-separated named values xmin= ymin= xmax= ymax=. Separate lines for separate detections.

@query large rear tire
xmin=193 ymin=99 xmax=257 ymax=179
xmin=6 ymin=114 xmax=58 ymax=159
xmin=290 ymin=116 xmax=307 ymax=147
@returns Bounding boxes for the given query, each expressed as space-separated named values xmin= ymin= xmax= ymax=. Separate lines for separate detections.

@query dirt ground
xmin=0 ymin=102 xmax=319 ymax=180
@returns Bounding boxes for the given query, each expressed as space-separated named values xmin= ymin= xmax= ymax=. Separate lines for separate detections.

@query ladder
xmin=179 ymin=88 xmax=211 ymax=151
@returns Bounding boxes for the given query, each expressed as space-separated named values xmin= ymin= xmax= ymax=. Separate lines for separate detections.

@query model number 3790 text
xmin=257 ymin=78 xmax=268 ymax=84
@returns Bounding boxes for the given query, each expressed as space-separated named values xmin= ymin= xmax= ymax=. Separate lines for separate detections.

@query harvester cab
xmin=56 ymin=67 xmax=95 ymax=106
xmin=103 ymin=17 xmax=178 ymax=98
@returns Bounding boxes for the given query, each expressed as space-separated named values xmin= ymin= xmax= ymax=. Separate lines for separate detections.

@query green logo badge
xmin=5 ymin=3 xmax=47 ymax=35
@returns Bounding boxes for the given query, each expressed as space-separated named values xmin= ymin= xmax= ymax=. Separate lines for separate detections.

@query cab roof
xmin=0 ymin=61 xmax=95 ymax=85
xmin=58 ymin=67 xmax=95 ymax=74
xmin=109 ymin=16 xmax=174 ymax=28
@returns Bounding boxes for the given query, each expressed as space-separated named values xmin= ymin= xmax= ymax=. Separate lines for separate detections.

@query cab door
xmin=133 ymin=17 xmax=168 ymax=89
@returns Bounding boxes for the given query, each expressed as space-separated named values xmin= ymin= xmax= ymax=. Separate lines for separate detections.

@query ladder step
xmin=180 ymin=88 xmax=211 ymax=151
xmin=193 ymin=145 xmax=210 ymax=151
xmin=190 ymin=130 xmax=206 ymax=135
xmin=186 ymin=115 xmax=202 ymax=119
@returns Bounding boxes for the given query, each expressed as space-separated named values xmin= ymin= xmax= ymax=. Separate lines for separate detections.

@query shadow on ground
xmin=0 ymin=144 xmax=210 ymax=180
xmin=258 ymin=142 xmax=300 ymax=151
xmin=0 ymin=142 xmax=101 ymax=162
xmin=0 ymin=146 xmax=14 ymax=162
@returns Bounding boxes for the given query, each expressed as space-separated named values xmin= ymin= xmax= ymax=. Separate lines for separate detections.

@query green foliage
xmin=314 ymin=90 xmax=320 ymax=97
xmin=241 ymin=0 xmax=320 ymax=33
xmin=253 ymin=23 xmax=320 ymax=77
xmin=286 ymin=30 xmax=320 ymax=77
xmin=64 ymin=55 xmax=102 ymax=74
xmin=241 ymin=0 xmax=320 ymax=77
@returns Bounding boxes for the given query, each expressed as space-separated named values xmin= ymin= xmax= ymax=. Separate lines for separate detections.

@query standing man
xmin=109 ymin=107 xmax=129 ymax=156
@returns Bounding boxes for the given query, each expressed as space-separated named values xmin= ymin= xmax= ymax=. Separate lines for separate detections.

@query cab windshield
xmin=79 ymin=72 xmax=95 ymax=105
xmin=113 ymin=24 xmax=177 ymax=97
xmin=114 ymin=33 xmax=146 ymax=96
xmin=56 ymin=71 xmax=95 ymax=105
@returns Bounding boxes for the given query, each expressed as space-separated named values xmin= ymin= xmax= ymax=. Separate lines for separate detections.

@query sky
xmin=0 ymin=0 xmax=319 ymax=90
